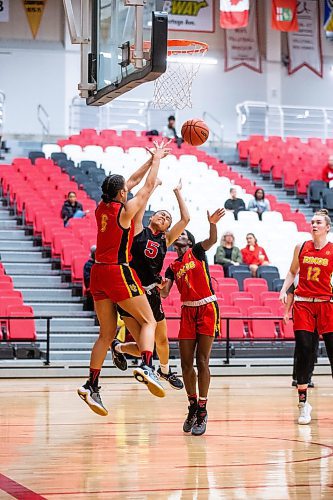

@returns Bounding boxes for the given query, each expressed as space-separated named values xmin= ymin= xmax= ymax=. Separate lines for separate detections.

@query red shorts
xmin=179 ymin=301 xmax=220 ymax=340
xmin=90 ymin=263 xmax=143 ymax=302
xmin=293 ymin=301 xmax=333 ymax=335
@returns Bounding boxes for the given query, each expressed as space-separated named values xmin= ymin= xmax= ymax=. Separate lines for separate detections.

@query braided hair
xmin=101 ymin=174 xmax=125 ymax=203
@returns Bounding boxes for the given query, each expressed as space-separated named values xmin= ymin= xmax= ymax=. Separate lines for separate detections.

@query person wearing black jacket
xmin=61 ymin=192 xmax=87 ymax=226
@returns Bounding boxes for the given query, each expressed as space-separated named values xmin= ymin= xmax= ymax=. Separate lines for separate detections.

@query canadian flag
xmin=220 ymin=0 xmax=249 ymax=29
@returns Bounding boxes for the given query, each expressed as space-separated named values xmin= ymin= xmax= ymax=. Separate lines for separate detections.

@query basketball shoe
xmin=133 ymin=364 xmax=166 ymax=398
xmin=157 ymin=367 xmax=184 ymax=390
xmin=298 ymin=401 xmax=312 ymax=425
xmin=191 ymin=410 xmax=208 ymax=436
xmin=77 ymin=381 xmax=108 ymax=416
xmin=111 ymin=339 xmax=128 ymax=371
xmin=183 ymin=402 xmax=198 ymax=433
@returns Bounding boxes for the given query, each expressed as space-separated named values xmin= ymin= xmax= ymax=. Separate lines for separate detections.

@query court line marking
xmin=0 ymin=473 xmax=46 ymax=500
xmin=39 ymin=483 xmax=333 ymax=496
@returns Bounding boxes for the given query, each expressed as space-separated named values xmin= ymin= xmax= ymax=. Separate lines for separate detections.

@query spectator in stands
xmin=322 ymin=154 xmax=333 ymax=185
xmin=162 ymin=115 xmax=183 ymax=148
xmin=214 ymin=231 xmax=243 ymax=276
xmin=241 ymin=233 xmax=270 ymax=277
xmin=248 ymin=188 xmax=270 ymax=220
xmin=224 ymin=187 xmax=246 ymax=219
xmin=83 ymin=245 xmax=96 ymax=311
xmin=61 ymin=191 xmax=88 ymax=226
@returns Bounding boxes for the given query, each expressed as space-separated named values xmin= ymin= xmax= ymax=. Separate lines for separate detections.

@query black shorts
xmin=117 ymin=287 xmax=165 ymax=323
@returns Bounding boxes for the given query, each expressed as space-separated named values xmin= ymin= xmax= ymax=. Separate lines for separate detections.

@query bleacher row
xmin=238 ymin=135 xmax=333 ymax=207
xmin=38 ymin=129 xmax=314 ymax=278
xmin=0 ymin=149 xmax=292 ymax=343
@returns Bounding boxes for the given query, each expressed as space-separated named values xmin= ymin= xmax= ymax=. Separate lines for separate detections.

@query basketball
xmin=181 ymin=119 xmax=209 ymax=146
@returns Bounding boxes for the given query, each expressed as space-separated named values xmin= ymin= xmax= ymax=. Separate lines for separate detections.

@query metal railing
xmin=202 ymin=111 xmax=224 ymax=147
xmin=37 ymin=104 xmax=50 ymax=144
xmin=0 ymin=315 xmax=299 ymax=367
xmin=236 ymin=101 xmax=333 ymax=140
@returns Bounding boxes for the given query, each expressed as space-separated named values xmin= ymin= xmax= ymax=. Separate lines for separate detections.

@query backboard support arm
xmin=63 ymin=0 xmax=96 ymax=97
xmin=124 ymin=0 xmax=145 ymax=69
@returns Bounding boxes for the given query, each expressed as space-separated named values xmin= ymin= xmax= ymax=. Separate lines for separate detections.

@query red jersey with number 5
xmin=165 ymin=243 xmax=215 ymax=302
xmin=95 ymin=201 xmax=134 ymax=264
xmin=295 ymin=240 xmax=333 ymax=300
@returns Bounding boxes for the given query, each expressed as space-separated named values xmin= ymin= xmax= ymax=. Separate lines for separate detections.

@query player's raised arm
xmin=200 ymin=209 xmax=225 ymax=251
xmin=133 ymin=177 xmax=162 ymax=236
xmin=166 ymin=179 xmax=190 ymax=247
xmin=279 ymin=244 xmax=301 ymax=304
xmin=126 ymin=156 xmax=153 ymax=192
xmin=120 ymin=140 xmax=170 ymax=227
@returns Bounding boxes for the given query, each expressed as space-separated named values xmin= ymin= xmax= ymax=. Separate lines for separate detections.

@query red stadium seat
xmin=232 ymin=297 xmax=255 ymax=315
xmin=7 ymin=306 xmax=36 ymax=341
xmin=248 ymin=306 xmax=276 ymax=339
xmin=71 ymin=254 xmax=88 ymax=283
xmin=220 ymin=306 xmax=245 ymax=339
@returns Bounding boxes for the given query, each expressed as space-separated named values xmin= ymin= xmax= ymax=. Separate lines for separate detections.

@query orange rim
xmin=138 ymin=39 xmax=208 ymax=57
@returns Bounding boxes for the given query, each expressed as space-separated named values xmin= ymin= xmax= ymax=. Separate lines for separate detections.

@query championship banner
xmin=224 ymin=0 xmax=261 ymax=73
xmin=163 ymin=0 xmax=214 ymax=32
xmin=0 ymin=0 xmax=9 ymax=22
xmin=324 ymin=0 xmax=333 ymax=39
xmin=22 ymin=0 xmax=47 ymax=39
xmin=288 ymin=0 xmax=323 ymax=78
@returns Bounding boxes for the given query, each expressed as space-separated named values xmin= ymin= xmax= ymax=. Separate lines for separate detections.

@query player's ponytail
xmin=314 ymin=209 xmax=331 ymax=227
xmin=101 ymin=174 xmax=125 ymax=203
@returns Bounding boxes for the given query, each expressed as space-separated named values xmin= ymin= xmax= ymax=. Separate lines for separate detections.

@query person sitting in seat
xmin=162 ymin=115 xmax=183 ymax=148
xmin=224 ymin=187 xmax=246 ymax=220
xmin=248 ymin=188 xmax=270 ymax=220
xmin=322 ymin=154 xmax=333 ymax=185
xmin=241 ymin=233 xmax=270 ymax=277
xmin=83 ymin=245 xmax=96 ymax=311
xmin=214 ymin=231 xmax=243 ymax=277
xmin=61 ymin=191 xmax=89 ymax=226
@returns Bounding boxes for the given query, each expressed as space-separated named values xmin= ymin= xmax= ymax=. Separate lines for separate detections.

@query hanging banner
xmin=288 ymin=0 xmax=323 ymax=78
xmin=22 ymin=0 xmax=47 ymax=39
xmin=324 ymin=0 xmax=333 ymax=39
xmin=0 ymin=0 xmax=9 ymax=22
xmin=220 ymin=0 xmax=249 ymax=29
xmin=224 ymin=0 xmax=261 ymax=73
xmin=271 ymin=0 xmax=298 ymax=32
xmin=163 ymin=0 xmax=214 ymax=33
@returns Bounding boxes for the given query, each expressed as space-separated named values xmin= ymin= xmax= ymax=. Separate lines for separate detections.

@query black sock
xmin=89 ymin=368 xmax=101 ymax=388
xmin=198 ymin=398 xmax=207 ymax=413
xmin=141 ymin=350 xmax=153 ymax=367
xmin=188 ymin=393 xmax=198 ymax=408
xmin=298 ymin=389 xmax=307 ymax=403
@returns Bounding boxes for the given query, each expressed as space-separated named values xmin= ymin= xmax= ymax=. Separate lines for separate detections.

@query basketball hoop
xmin=153 ymin=40 xmax=208 ymax=110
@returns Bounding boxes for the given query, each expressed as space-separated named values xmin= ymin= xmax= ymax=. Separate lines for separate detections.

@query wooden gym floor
xmin=1 ymin=376 xmax=333 ymax=499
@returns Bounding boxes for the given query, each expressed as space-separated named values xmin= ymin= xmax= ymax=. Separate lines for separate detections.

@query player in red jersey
xmin=78 ymin=140 xmax=171 ymax=416
xmin=280 ymin=209 xmax=333 ymax=425
xmin=162 ymin=208 xmax=225 ymax=435
xmin=112 ymin=179 xmax=190 ymax=391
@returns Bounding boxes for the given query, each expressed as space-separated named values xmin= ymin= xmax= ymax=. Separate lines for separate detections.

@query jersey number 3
xmin=144 ymin=240 xmax=160 ymax=259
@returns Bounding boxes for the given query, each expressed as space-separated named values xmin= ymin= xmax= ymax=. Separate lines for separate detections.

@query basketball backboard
xmin=63 ymin=0 xmax=168 ymax=107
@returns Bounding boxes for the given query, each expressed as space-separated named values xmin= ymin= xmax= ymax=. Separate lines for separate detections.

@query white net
xmin=152 ymin=40 xmax=208 ymax=110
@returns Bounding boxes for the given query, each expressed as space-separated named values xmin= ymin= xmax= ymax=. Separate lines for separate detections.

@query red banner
xmin=220 ymin=0 xmax=249 ymax=29
xmin=271 ymin=0 xmax=298 ymax=32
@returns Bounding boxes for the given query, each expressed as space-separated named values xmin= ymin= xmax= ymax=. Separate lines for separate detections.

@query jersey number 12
xmin=144 ymin=240 xmax=159 ymax=259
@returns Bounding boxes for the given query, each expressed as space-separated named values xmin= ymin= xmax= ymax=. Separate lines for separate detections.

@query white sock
xmin=160 ymin=363 xmax=169 ymax=375
xmin=115 ymin=343 xmax=123 ymax=353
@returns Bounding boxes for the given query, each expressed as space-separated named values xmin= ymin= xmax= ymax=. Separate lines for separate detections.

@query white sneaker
xmin=298 ymin=401 xmax=312 ymax=425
